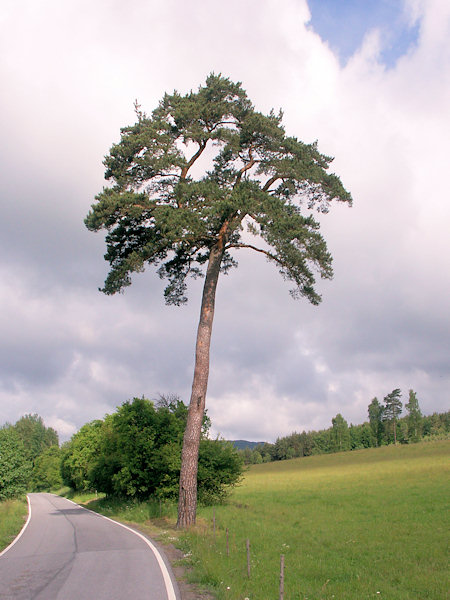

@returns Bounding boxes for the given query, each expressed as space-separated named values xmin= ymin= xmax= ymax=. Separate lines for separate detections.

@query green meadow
xmin=182 ymin=440 xmax=449 ymax=600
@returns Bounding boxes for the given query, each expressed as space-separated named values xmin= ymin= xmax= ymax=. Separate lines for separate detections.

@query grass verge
xmin=0 ymin=498 xmax=28 ymax=552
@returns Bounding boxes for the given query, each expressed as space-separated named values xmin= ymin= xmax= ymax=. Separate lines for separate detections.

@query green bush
xmin=62 ymin=397 xmax=244 ymax=504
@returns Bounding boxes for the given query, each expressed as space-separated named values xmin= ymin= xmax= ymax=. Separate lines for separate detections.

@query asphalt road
xmin=0 ymin=493 xmax=179 ymax=600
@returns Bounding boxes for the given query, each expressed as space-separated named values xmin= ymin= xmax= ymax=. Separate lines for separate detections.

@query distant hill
xmin=229 ymin=440 xmax=266 ymax=450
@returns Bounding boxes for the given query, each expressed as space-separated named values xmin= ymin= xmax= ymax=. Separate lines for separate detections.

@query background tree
xmin=0 ymin=426 xmax=31 ymax=500
xmin=312 ymin=429 xmax=332 ymax=455
xmin=383 ymin=389 xmax=402 ymax=444
xmin=14 ymin=414 xmax=58 ymax=466
xmin=330 ymin=413 xmax=351 ymax=452
xmin=31 ymin=446 xmax=63 ymax=491
xmin=349 ymin=422 xmax=372 ymax=449
xmin=404 ymin=389 xmax=423 ymax=443
xmin=60 ymin=420 xmax=104 ymax=491
xmin=85 ymin=74 xmax=352 ymax=526
xmin=368 ymin=398 xmax=384 ymax=447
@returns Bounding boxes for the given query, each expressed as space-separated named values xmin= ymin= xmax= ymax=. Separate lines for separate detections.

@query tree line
xmin=0 ymin=397 xmax=243 ymax=504
xmin=239 ymin=389 xmax=450 ymax=464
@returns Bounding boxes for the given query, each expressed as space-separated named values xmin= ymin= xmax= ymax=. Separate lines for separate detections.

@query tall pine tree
xmin=85 ymin=74 xmax=352 ymax=526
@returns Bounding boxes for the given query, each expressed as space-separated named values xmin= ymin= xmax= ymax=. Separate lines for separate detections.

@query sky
xmin=1 ymin=0 xmax=449 ymax=443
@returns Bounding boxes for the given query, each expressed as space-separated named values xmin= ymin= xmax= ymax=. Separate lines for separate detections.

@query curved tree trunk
xmin=177 ymin=243 xmax=224 ymax=528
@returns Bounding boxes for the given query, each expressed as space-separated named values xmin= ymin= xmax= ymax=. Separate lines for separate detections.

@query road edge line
xmin=0 ymin=495 xmax=32 ymax=558
xmin=62 ymin=497 xmax=178 ymax=600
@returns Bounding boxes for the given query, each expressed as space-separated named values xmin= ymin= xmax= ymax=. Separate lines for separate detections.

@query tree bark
xmin=177 ymin=242 xmax=224 ymax=528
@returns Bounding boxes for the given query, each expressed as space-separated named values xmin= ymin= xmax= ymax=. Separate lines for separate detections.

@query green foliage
xmin=85 ymin=73 xmax=352 ymax=306
xmin=330 ymin=413 xmax=351 ymax=452
xmin=31 ymin=446 xmax=63 ymax=491
xmin=60 ymin=420 xmax=104 ymax=490
xmin=368 ymin=397 xmax=384 ymax=447
xmin=422 ymin=411 xmax=450 ymax=439
xmin=62 ymin=396 xmax=243 ymax=504
xmin=0 ymin=414 xmax=60 ymax=496
xmin=349 ymin=422 xmax=372 ymax=449
xmin=0 ymin=426 xmax=31 ymax=500
xmin=99 ymin=397 xmax=187 ymax=499
xmin=405 ymin=389 xmax=423 ymax=442
xmin=197 ymin=439 xmax=243 ymax=504
xmin=13 ymin=414 xmax=58 ymax=464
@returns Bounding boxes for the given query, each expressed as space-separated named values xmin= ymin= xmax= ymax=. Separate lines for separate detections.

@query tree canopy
xmin=85 ymin=73 xmax=351 ymax=306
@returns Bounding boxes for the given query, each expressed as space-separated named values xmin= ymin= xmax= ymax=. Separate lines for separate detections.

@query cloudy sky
xmin=1 ymin=0 xmax=449 ymax=442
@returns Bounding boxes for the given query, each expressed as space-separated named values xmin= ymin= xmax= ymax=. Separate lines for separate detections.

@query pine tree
xmin=85 ymin=74 xmax=352 ymax=526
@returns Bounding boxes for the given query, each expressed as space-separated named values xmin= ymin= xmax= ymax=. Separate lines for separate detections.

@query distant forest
xmin=237 ymin=389 xmax=450 ymax=464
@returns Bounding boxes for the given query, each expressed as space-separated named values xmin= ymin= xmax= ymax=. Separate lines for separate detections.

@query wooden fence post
xmin=226 ymin=528 xmax=229 ymax=556
xmin=246 ymin=539 xmax=251 ymax=578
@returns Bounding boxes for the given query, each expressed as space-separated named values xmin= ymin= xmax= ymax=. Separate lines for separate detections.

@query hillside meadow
xmin=180 ymin=440 xmax=449 ymax=600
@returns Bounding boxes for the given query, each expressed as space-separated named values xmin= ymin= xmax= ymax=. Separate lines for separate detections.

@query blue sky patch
xmin=307 ymin=0 xmax=420 ymax=67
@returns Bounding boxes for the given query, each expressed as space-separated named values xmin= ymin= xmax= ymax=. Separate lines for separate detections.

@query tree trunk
xmin=177 ymin=243 xmax=224 ymax=528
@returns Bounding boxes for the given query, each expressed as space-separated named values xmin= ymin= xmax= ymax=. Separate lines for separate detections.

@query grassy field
xmin=180 ymin=440 xmax=449 ymax=600
xmin=0 ymin=498 xmax=28 ymax=553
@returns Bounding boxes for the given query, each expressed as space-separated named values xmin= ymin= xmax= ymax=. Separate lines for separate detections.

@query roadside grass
xmin=180 ymin=440 xmax=449 ymax=600
xmin=87 ymin=495 xmax=178 ymax=524
xmin=0 ymin=498 xmax=28 ymax=552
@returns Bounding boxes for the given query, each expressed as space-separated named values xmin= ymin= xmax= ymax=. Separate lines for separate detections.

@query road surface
xmin=0 ymin=493 xmax=179 ymax=600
